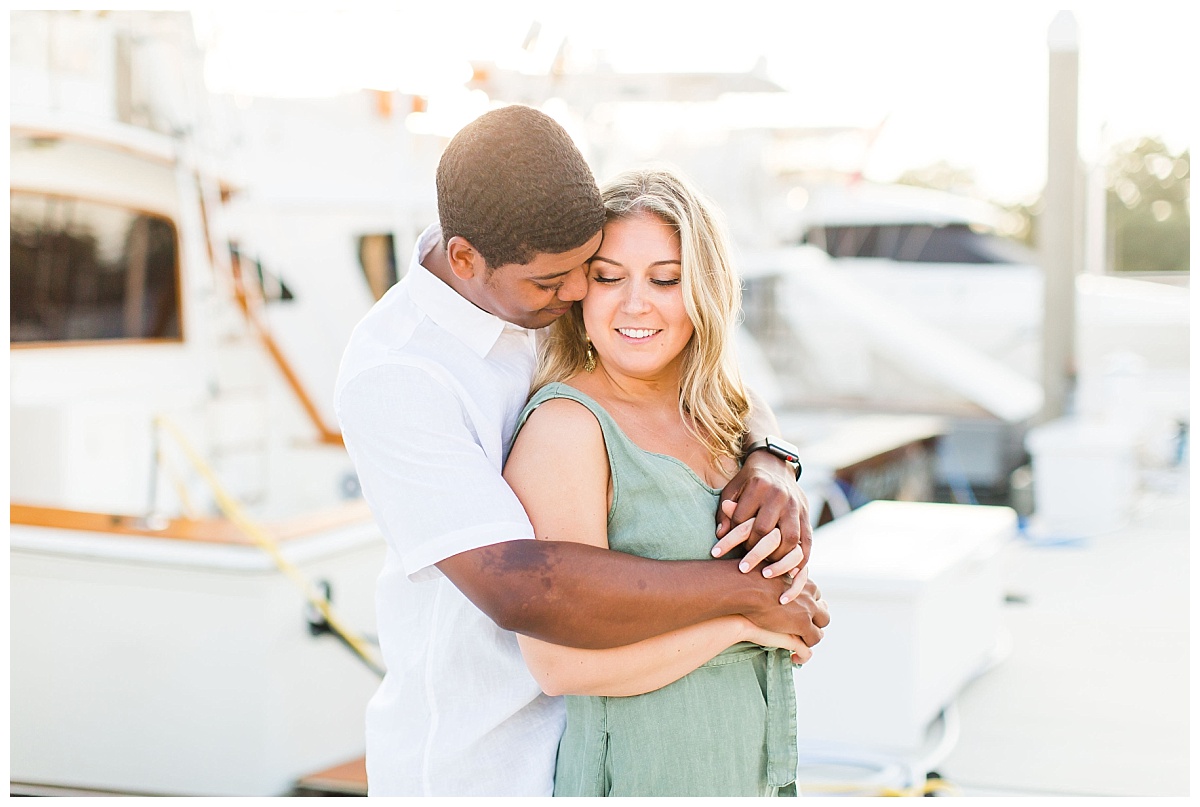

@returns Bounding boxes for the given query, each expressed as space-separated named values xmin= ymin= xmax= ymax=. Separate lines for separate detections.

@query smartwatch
xmin=743 ymin=435 xmax=803 ymax=480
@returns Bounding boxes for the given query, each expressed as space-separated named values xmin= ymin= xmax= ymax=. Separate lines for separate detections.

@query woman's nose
xmin=620 ymin=283 xmax=650 ymax=313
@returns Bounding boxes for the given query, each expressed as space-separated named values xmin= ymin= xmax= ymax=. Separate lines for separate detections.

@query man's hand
xmin=745 ymin=575 xmax=830 ymax=650
xmin=714 ymin=449 xmax=813 ymax=581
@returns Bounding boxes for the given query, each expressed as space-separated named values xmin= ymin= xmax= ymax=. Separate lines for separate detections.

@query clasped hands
xmin=714 ymin=453 xmax=829 ymax=662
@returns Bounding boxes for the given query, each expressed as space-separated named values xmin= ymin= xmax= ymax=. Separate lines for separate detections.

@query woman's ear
xmin=446 ymin=236 xmax=484 ymax=281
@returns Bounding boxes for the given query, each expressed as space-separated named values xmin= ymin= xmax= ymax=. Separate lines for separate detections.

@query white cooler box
xmin=1024 ymin=416 xmax=1139 ymax=537
xmin=795 ymin=500 xmax=1016 ymax=753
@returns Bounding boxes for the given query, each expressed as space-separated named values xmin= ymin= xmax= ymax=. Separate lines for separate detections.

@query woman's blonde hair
xmin=532 ymin=166 xmax=750 ymax=463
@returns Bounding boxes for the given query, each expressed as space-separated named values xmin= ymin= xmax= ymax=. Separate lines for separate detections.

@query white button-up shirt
xmin=334 ymin=224 xmax=563 ymax=796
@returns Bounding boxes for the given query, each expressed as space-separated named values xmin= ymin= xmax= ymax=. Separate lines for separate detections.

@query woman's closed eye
xmin=591 ymin=275 xmax=679 ymax=286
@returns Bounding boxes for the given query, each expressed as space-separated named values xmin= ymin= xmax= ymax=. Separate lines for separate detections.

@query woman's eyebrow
xmin=589 ymin=256 xmax=681 ymax=267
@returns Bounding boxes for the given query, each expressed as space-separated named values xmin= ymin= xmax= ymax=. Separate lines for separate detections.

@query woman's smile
xmin=616 ymin=328 xmax=662 ymax=341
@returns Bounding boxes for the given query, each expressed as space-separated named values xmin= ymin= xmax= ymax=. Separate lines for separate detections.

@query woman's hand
xmin=711 ymin=500 xmax=810 ymax=605
xmin=738 ymin=616 xmax=813 ymax=665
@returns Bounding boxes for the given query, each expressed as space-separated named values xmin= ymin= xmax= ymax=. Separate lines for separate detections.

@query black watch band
xmin=743 ymin=436 xmax=802 ymax=480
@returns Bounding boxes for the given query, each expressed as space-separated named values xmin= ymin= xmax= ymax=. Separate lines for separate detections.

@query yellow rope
xmin=157 ymin=444 xmax=199 ymax=519
xmin=801 ymin=776 xmax=962 ymax=797
xmin=154 ymin=416 xmax=384 ymax=677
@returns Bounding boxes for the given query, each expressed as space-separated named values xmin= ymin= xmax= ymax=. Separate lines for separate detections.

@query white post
xmin=1041 ymin=11 xmax=1080 ymax=422
xmin=1083 ymin=123 xmax=1109 ymax=275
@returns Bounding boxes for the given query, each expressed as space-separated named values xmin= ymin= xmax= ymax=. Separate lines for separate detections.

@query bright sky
xmin=193 ymin=1 xmax=1195 ymax=204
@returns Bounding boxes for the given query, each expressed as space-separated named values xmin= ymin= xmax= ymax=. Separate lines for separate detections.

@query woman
xmin=502 ymin=167 xmax=805 ymax=797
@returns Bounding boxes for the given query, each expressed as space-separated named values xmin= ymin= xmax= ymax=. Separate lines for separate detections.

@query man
xmin=335 ymin=104 xmax=829 ymax=796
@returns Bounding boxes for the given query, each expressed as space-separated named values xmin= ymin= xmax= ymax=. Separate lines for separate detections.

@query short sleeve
xmin=337 ymin=363 xmax=535 ymax=581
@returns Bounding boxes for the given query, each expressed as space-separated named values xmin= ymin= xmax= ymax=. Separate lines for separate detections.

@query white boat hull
xmin=10 ymin=522 xmax=384 ymax=796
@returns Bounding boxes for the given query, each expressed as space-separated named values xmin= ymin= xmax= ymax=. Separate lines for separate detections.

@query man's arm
xmin=437 ymin=513 xmax=827 ymax=650
xmin=340 ymin=366 xmax=827 ymax=651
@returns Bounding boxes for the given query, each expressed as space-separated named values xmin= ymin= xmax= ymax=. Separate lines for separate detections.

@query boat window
xmin=358 ymin=233 xmax=398 ymax=301
xmin=807 ymin=224 xmax=1032 ymax=265
xmin=10 ymin=192 xmax=182 ymax=344
xmin=230 ymin=244 xmax=295 ymax=303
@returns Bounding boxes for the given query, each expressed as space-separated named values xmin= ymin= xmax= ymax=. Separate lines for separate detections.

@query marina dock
xmin=287 ymin=472 xmax=1192 ymax=798
xmin=941 ymin=476 xmax=1191 ymax=796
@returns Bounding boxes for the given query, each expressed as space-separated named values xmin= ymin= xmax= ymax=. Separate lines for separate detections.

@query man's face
xmin=477 ymin=232 xmax=603 ymax=330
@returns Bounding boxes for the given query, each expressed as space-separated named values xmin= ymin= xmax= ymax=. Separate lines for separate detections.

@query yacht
xmin=9 ymin=10 xmax=385 ymax=796
xmin=739 ymin=180 xmax=1188 ymax=493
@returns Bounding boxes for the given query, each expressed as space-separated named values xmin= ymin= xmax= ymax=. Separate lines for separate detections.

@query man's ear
xmin=446 ymin=236 xmax=485 ymax=281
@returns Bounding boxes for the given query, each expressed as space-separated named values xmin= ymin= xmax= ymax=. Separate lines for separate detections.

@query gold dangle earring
xmin=584 ymin=336 xmax=597 ymax=373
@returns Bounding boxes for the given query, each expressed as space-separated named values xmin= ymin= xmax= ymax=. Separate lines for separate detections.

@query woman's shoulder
xmin=526 ymin=380 xmax=611 ymax=419
xmin=523 ymin=383 xmax=604 ymax=430
xmin=529 ymin=379 xmax=590 ymax=404
xmin=510 ymin=385 xmax=608 ymax=469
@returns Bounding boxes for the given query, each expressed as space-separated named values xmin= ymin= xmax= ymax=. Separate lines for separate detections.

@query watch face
xmin=768 ymin=439 xmax=800 ymax=463
xmin=766 ymin=437 xmax=802 ymax=479
xmin=744 ymin=438 xmax=801 ymax=478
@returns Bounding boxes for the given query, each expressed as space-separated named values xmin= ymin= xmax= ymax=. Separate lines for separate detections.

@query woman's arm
xmin=518 ymin=617 xmax=743 ymax=697
xmin=503 ymin=398 xmax=807 ymax=696
xmin=517 ymin=615 xmax=807 ymax=697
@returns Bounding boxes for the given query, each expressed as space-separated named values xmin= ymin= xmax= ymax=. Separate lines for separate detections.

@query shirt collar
xmin=407 ymin=224 xmax=535 ymax=358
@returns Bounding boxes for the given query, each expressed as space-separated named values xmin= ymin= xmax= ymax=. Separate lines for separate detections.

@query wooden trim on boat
xmin=194 ymin=171 xmax=218 ymax=267
xmin=229 ymin=250 xmax=345 ymax=446
xmin=10 ymin=500 xmax=374 ymax=545
xmin=10 ymin=122 xmax=177 ymax=166
xmin=256 ymin=322 xmax=345 ymax=446
xmin=294 ymin=756 xmax=367 ymax=796
xmin=10 ymin=336 xmax=186 ymax=351
xmin=272 ymin=499 xmax=374 ymax=540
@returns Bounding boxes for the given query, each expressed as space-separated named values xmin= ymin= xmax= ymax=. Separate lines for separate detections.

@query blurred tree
xmin=1004 ymin=197 xmax=1039 ymax=249
xmin=897 ymin=160 xmax=1037 ymax=246
xmin=894 ymin=139 xmax=1191 ymax=273
xmin=896 ymin=160 xmax=978 ymax=196
xmin=1106 ymin=137 xmax=1190 ymax=273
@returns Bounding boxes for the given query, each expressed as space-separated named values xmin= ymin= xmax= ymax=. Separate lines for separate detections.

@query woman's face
xmin=582 ymin=212 xmax=694 ymax=383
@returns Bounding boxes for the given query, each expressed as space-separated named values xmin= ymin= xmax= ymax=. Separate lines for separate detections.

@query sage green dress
xmin=515 ymin=383 xmax=798 ymax=797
